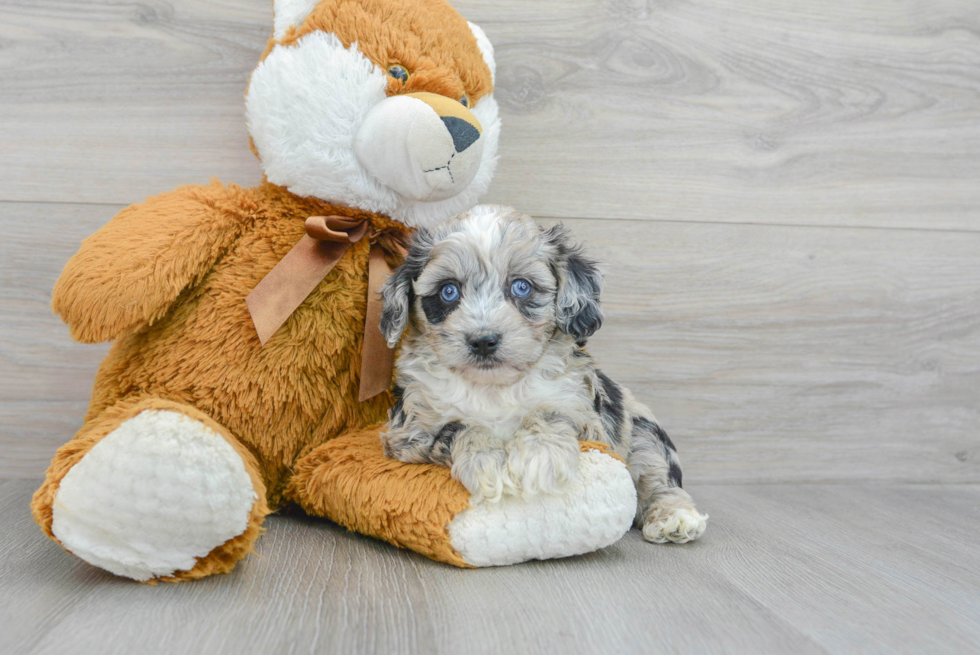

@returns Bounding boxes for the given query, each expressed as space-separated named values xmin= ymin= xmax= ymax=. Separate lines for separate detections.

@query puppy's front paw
xmin=642 ymin=507 xmax=708 ymax=544
xmin=380 ymin=430 xmax=413 ymax=463
xmin=451 ymin=448 xmax=515 ymax=504
xmin=505 ymin=434 xmax=580 ymax=498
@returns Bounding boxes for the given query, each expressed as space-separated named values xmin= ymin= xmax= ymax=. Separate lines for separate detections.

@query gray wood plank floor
xmin=2 ymin=479 xmax=978 ymax=655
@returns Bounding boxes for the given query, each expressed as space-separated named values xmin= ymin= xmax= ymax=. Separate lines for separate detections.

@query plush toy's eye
xmin=510 ymin=279 xmax=531 ymax=298
xmin=387 ymin=65 xmax=409 ymax=82
xmin=440 ymin=283 xmax=460 ymax=303
xmin=459 ymin=94 xmax=469 ymax=108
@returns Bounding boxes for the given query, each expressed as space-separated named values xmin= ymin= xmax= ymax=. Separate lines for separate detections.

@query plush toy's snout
xmin=355 ymin=92 xmax=485 ymax=202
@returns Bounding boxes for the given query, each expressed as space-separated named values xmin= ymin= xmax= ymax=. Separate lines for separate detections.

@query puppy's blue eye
xmin=511 ymin=279 xmax=532 ymax=298
xmin=440 ymin=283 xmax=460 ymax=303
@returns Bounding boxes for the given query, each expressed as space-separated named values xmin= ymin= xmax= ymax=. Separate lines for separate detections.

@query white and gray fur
xmin=379 ymin=206 xmax=707 ymax=544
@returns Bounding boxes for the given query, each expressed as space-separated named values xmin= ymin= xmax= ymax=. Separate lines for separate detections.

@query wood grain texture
xmin=566 ymin=216 xmax=980 ymax=485
xmin=1 ymin=0 xmax=978 ymax=230
xmin=0 ymin=202 xmax=112 ymax=405
xmin=476 ymin=0 xmax=980 ymax=230
xmin=2 ymin=479 xmax=979 ymax=654
xmin=2 ymin=202 xmax=978 ymax=482
xmin=679 ymin=483 xmax=980 ymax=653
xmin=0 ymin=202 xmax=111 ymax=477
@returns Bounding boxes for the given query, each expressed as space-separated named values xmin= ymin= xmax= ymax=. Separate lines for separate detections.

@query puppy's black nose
xmin=468 ymin=334 xmax=500 ymax=357
xmin=441 ymin=116 xmax=481 ymax=153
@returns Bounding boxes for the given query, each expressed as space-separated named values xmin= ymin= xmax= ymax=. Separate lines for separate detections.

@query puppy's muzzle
xmin=354 ymin=91 xmax=484 ymax=202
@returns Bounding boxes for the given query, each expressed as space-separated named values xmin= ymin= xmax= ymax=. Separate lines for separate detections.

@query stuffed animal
xmin=31 ymin=0 xmax=637 ymax=582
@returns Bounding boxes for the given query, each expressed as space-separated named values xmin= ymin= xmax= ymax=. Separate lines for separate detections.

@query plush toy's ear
xmin=380 ymin=230 xmax=434 ymax=347
xmin=273 ymin=0 xmax=320 ymax=40
xmin=467 ymin=21 xmax=496 ymax=84
xmin=544 ymin=224 xmax=604 ymax=343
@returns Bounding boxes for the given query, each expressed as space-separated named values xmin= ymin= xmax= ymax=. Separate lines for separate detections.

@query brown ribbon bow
xmin=246 ymin=215 xmax=406 ymax=402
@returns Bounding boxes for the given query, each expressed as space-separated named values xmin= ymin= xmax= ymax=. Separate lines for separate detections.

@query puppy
xmin=378 ymin=206 xmax=707 ymax=544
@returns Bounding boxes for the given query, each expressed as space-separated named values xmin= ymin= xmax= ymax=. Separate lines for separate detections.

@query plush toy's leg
xmin=287 ymin=427 xmax=637 ymax=567
xmin=32 ymin=397 xmax=269 ymax=582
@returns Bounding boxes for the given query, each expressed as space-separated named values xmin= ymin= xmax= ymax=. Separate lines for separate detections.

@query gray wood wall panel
xmin=575 ymin=217 xmax=980 ymax=484
xmin=2 ymin=202 xmax=977 ymax=483
xmin=1 ymin=0 xmax=978 ymax=230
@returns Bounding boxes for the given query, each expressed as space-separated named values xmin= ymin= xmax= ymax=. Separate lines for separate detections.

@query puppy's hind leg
xmin=629 ymin=417 xmax=707 ymax=544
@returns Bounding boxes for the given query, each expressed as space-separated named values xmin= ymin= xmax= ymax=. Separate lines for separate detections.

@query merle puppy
xmin=378 ymin=205 xmax=707 ymax=543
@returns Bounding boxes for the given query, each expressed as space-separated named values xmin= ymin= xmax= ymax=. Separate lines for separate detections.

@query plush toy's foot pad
xmin=448 ymin=447 xmax=637 ymax=567
xmin=51 ymin=409 xmax=258 ymax=581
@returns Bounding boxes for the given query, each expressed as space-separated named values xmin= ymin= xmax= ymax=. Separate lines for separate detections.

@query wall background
xmin=1 ymin=0 xmax=978 ymax=484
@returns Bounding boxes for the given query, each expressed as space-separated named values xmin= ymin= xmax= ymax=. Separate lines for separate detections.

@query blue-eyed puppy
xmin=379 ymin=205 xmax=707 ymax=543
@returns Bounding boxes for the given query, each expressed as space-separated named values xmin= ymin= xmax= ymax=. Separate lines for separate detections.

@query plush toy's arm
xmin=53 ymin=181 xmax=251 ymax=343
xmin=288 ymin=427 xmax=638 ymax=568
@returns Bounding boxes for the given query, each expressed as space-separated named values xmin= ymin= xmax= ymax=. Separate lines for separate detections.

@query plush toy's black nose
xmin=441 ymin=116 xmax=481 ymax=153
xmin=468 ymin=334 xmax=500 ymax=357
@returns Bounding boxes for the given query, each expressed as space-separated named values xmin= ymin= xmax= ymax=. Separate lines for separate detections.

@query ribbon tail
xmin=247 ymin=236 xmax=351 ymax=345
xmin=358 ymin=244 xmax=396 ymax=402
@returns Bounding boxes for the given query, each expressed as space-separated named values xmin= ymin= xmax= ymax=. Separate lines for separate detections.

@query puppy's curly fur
xmin=379 ymin=206 xmax=707 ymax=543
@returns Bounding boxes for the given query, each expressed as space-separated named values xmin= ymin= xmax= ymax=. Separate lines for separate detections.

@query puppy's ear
xmin=544 ymin=224 xmax=604 ymax=342
xmin=380 ymin=230 xmax=433 ymax=347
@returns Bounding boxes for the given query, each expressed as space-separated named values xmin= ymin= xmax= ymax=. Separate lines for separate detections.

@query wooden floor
xmin=1 ymin=0 xmax=978 ymax=652
xmin=3 ymin=479 xmax=979 ymax=654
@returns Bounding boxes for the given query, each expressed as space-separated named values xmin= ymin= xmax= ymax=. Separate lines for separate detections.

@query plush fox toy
xmin=31 ymin=0 xmax=637 ymax=581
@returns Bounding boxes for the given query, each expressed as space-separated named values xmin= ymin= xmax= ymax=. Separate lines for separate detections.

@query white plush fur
xmin=51 ymin=410 xmax=257 ymax=581
xmin=245 ymin=31 xmax=501 ymax=229
xmin=448 ymin=449 xmax=636 ymax=566
xmin=272 ymin=0 xmax=320 ymax=40
xmin=246 ymin=32 xmax=389 ymax=212
xmin=354 ymin=94 xmax=485 ymax=202
xmin=467 ymin=21 xmax=496 ymax=83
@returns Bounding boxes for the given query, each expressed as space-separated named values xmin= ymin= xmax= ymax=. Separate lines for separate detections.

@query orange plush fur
xmin=269 ymin=0 xmax=492 ymax=102
xmin=33 ymin=0 xmax=494 ymax=581
xmin=289 ymin=437 xmax=624 ymax=568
